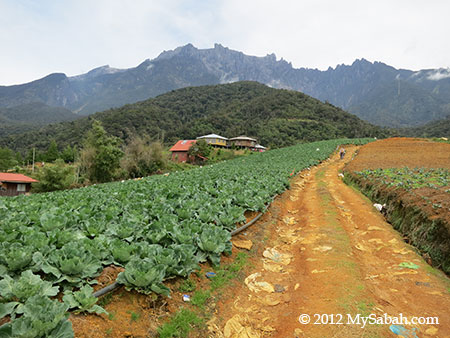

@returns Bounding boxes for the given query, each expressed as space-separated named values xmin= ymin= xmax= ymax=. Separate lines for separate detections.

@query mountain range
xmin=1 ymin=43 xmax=449 ymax=130
xmin=0 ymin=82 xmax=391 ymax=154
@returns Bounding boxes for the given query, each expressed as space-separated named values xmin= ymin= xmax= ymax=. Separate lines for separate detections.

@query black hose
xmin=93 ymin=146 xmax=347 ymax=299
xmin=93 ymin=281 xmax=119 ymax=298
xmin=230 ymin=207 xmax=267 ymax=236
xmin=93 ymin=206 xmax=269 ymax=299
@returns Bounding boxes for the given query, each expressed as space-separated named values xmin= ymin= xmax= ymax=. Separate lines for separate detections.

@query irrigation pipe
xmin=94 ymin=145 xmax=355 ymax=298
xmin=93 ymin=204 xmax=271 ymax=298
xmin=230 ymin=205 xmax=269 ymax=236
xmin=93 ymin=281 xmax=119 ymax=298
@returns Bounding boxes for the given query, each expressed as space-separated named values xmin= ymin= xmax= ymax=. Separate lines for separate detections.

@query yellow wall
xmin=204 ymin=138 xmax=227 ymax=146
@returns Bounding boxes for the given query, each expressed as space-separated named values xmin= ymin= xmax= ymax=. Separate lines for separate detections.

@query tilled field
xmin=345 ymin=137 xmax=450 ymax=274
xmin=346 ymin=137 xmax=450 ymax=171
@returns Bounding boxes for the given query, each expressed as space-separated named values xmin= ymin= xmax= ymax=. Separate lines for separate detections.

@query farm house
xmin=196 ymin=134 xmax=228 ymax=147
xmin=0 ymin=173 xmax=38 ymax=196
xmin=228 ymin=136 xmax=257 ymax=149
xmin=169 ymin=140 xmax=196 ymax=162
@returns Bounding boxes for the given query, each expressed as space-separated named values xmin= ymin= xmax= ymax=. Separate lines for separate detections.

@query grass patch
xmin=316 ymin=168 xmax=326 ymax=179
xmin=97 ymin=291 xmax=114 ymax=307
xmin=190 ymin=252 xmax=249 ymax=309
xmin=158 ymin=308 xmax=204 ymax=338
xmin=178 ymin=278 xmax=196 ymax=293
xmin=190 ymin=290 xmax=211 ymax=309
xmin=357 ymin=301 xmax=374 ymax=317
xmin=129 ymin=311 xmax=141 ymax=322
xmin=157 ymin=251 xmax=249 ymax=336
xmin=210 ymin=252 xmax=248 ymax=290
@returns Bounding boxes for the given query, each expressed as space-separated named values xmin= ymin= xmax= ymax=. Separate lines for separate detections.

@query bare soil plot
xmin=345 ymin=138 xmax=450 ymax=274
xmin=346 ymin=137 xmax=450 ymax=171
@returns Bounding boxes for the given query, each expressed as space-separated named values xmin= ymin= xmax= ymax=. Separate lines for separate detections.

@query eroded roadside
xmin=213 ymin=146 xmax=450 ymax=338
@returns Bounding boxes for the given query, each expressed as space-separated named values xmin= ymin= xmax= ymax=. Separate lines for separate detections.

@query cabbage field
xmin=355 ymin=167 xmax=449 ymax=190
xmin=0 ymin=138 xmax=373 ymax=337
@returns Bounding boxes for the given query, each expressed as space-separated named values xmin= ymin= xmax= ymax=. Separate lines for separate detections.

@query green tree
xmin=188 ymin=140 xmax=211 ymax=163
xmin=0 ymin=146 xmax=18 ymax=171
xmin=15 ymin=151 xmax=23 ymax=166
xmin=61 ymin=145 xmax=76 ymax=163
xmin=33 ymin=159 xmax=75 ymax=192
xmin=44 ymin=140 xmax=60 ymax=162
xmin=120 ymin=137 xmax=167 ymax=178
xmin=79 ymin=120 xmax=123 ymax=183
xmin=148 ymin=141 xmax=167 ymax=173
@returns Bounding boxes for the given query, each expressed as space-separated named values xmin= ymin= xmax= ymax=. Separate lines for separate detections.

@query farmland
xmin=345 ymin=138 xmax=450 ymax=274
xmin=0 ymin=138 xmax=372 ymax=337
xmin=210 ymin=140 xmax=450 ymax=337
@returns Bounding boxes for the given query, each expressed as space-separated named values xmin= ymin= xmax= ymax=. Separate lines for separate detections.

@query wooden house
xmin=228 ymin=136 xmax=257 ymax=149
xmin=0 ymin=173 xmax=38 ymax=196
xmin=196 ymin=134 xmax=228 ymax=147
xmin=169 ymin=140 xmax=197 ymax=162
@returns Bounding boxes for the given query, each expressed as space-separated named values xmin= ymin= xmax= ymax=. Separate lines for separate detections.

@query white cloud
xmin=0 ymin=0 xmax=450 ymax=85
xmin=427 ymin=69 xmax=450 ymax=81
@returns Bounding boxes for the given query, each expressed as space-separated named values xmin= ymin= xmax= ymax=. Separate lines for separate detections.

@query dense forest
xmin=0 ymin=102 xmax=79 ymax=137
xmin=402 ymin=115 xmax=450 ymax=138
xmin=0 ymin=82 xmax=393 ymax=153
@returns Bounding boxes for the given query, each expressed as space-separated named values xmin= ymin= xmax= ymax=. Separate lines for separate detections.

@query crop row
xmin=0 ymin=138 xmax=373 ymax=337
xmin=355 ymin=167 xmax=449 ymax=190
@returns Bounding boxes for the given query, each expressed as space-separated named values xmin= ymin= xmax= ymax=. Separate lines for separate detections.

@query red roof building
xmin=169 ymin=140 xmax=196 ymax=162
xmin=0 ymin=173 xmax=38 ymax=196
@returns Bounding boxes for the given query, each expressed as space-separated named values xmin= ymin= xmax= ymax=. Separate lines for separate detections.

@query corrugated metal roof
xmin=169 ymin=140 xmax=197 ymax=152
xmin=197 ymin=134 xmax=228 ymax=140
xmin=0 ymin=173 xmax=38 ymax=183
xmin=229 ymin=136 xmax=257 ymax=141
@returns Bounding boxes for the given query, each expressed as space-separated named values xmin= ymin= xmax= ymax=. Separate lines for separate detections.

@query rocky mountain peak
xmin=0 ymin=43 xmax=449 ymax=128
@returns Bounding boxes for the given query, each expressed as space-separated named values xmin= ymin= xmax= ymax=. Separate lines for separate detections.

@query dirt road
xmin=218 ymin=146 xmax=450 ymax=338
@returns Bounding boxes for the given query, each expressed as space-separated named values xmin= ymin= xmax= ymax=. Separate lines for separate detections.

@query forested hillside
xmin=0 ymin=82 xmax=391 ymax=153
xmin=402 ymin=115 xmax=450 ymax=138
xmin=0 ymin=102 xmax=79 ymax=137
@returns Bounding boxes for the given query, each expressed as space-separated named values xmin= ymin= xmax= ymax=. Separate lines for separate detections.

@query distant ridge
xmin=0 ymin=44 xmax=449 ymax=128
xmin=0 ymin=102 xmax=79 ymax=138
xmin=0 ymin=82 xmax=391 ymax=153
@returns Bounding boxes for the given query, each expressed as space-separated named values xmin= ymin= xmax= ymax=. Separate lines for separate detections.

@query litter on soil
xmin=244 ymin=273 xmax=274 ymax=293
xmin=389 ymin=324 xmax=419 ymax=338
xmin=232 ymin=239 xmax=253 ymax=250
xmin=399 ymin=262 xmax=420 ymax=270
xmin=262 ymin=248 xmax=292 ymax=265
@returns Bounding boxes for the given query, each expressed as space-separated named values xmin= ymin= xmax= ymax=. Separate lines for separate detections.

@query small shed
xmin=254 ymin=144 xmax=267 ymax=152
xmin=228 ymin=136 xmax=257 ymax=149
xmin=169 ymin=140 xmax=196 ymax=162
xmin=196 ymin=134 xmax=228 ymax=147
xmin=0 ymin=173 xmax=38 ymax=196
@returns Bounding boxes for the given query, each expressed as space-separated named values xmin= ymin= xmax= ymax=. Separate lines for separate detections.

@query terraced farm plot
xmin=346 ymin=137 xmax=450 ymax=273
xmin=346 ymin=137 xmax=450 ymax=171
xmin=0 ymin=138 xmax=372 ymax=337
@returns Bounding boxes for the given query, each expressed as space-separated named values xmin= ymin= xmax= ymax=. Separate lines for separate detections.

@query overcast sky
xmin=1 ymin=0 xmax=449 ymax=85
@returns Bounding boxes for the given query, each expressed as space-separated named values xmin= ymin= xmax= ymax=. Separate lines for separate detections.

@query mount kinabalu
xmin=1 ymin=43 xmax=449 ymax=127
